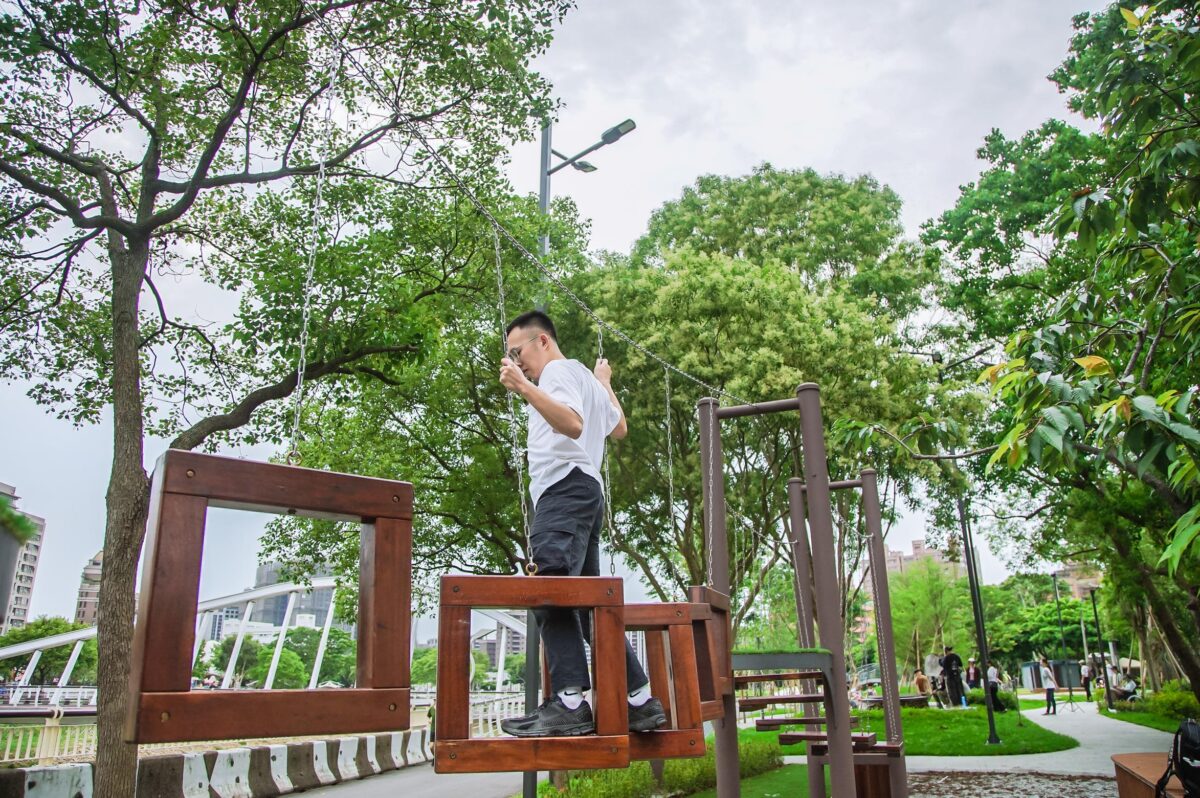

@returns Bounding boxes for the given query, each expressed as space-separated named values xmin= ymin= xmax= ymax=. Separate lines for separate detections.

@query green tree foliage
xmin=0 ymin=617 xmax=96 ymax=684
xmin=411 ymin=646 xmax=438 ymax=686
xmin=885 ymin=560 xmax=972 ymax=674
xmin=278 ymin=626 xmax=356 ymax=687
xmin=0 ymin=2 xmax=573 ymax=792
xmin=197 ymin=635 xmax=263 ymax=687
xmin=919 ymin=2 xmax=1200 ymax=702
xmin=246 ymin=646 xmax=308 ymax=690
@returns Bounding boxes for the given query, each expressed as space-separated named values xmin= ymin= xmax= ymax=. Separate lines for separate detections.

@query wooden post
xmin=697 ymin=397 xmax=739 ymax=798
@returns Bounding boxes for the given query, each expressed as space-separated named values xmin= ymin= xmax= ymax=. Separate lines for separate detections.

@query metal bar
xmin=546 ymin=139 xmax=604 ymax=175
xmin=784 ymin=479 xmax=822 ymax=732
xmin=264 ymin=591 xmax=298 ymax=689
xmin=698 ymin=397 xmax=739 ymax=798
xmin=794 ymin=479 xmax=863 ymax=492
xmin=713 ymin=397 xmax=800 ymax=420
xmin=1090 ymin=589 xmax=1115 ymax=710
xmin=496 ymin=624 xmax=508 ymax=692
xmin=862 ymin=469 xmax=909 ymax=797
xmin=11 ymin=650 xmax=41 ymax=705
xmin=50 ymin=641 xmax=85 ymax=707
xmin=308 ymin=589 xmax=337 ymax=689
xmin=795 ymin=384 xmax=857 ymax=797
xmin=537 ymin=123 xmax=552 ymax=259
xmin=192 ymin=611 xmax=212 ymax=667
xmin=962 ymin=497 xmax=1001 ymax=741
xmin=221 ymin=599 xmax=255 ymax=690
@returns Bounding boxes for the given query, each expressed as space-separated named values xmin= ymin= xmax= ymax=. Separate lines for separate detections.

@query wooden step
xmin=738 ymin=693 xmax=824 ymax=711
xmin=809 ymin=739 xmax=903 ymax=756
xmin=733 ymin=671 xmax=823 ymax=686
xmin=754 ymin=716 xmax=859 ymax=730
xmin=778 ymin=731 xmax=877 ymax=747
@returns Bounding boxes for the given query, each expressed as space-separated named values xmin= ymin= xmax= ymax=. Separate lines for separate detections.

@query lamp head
xmin=601 ymin=118 xmax=636 ymax=145
xmin=572 ymin=160 xmax=597 ymax=173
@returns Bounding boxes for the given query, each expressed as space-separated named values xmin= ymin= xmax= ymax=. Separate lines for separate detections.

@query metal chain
xmin=295 ymin=1 xmax=754 ymax=410
xmin=492 ymin=226 xmax=534 ymax=574
xmin=664 ymin=367 xmax=676 ymax=539
xmin=286 ymin=32 xmax=344 ymax=466
xmin=596 ymin=327 xmax=618 ymax=575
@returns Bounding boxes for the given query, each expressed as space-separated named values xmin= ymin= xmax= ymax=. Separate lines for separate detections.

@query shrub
xmin=1150 ymin=687 xmax=1200 ymax=721
xmin=528 ymin=737 xmax=782 ymax=798
xmin=965 ymin=688 xmax=1018 ymax=711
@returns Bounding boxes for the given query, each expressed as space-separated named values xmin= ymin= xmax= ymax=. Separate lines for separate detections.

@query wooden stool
xmin=126 ymin=450 xmax=413 ymax=743
xmin=433 ymin=575 xmax=630 ymax=773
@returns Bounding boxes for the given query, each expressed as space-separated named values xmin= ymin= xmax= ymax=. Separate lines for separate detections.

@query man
xmin=497 ymin=311 xmax=666 ymax=737
xmin=986 ymin=662 xmax=1006 ymax=712
xmin=1040 ymin=657 xmax=1059 ymax=715
xmin=941 ymin=645 xmax=965 ymax=707
xmin=1080 ymin=660 xmax=1092 ymax=700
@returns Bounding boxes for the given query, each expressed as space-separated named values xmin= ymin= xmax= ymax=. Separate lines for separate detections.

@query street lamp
xmin=1089 ymin=587 xmax=1115 ymax=710
xmin=524 ymin=115 xmax=635 ymax=798
xmin=537 ymin=118 xmax=637 ymax=255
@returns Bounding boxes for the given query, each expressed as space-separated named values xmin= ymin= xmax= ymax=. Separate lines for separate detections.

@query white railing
xmin=0 ymin=711 xmax=97 ymax=765
xmin=4 ymin=685 xmax=97 ymax=707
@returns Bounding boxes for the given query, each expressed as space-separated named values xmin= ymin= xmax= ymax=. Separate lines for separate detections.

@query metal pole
xmin=795 ymin=384 xmax=857 ymax=797
xmin=1090 ymin=589 xmax=1114 ymax=710
xmin=785 ymin=479 xmax=824 ymax=798
xmin=49 ymin=640 xmax=85 ymax=707
xmin=957 ymin=496 xmax=1001 ymax=744
xmin=264 ymin=591 xmax=298 ymax=689
xmin=538 ymin=122 xmax=552 ymax=258
xmin=221 ymin=599 xmax=256 ymax=689
xmin=308 ymin=589 xmax=337 ymax=689
xmin=1051 ymin=573 xmax=1074 ymax=704
xmin=698 ymin=397 xmax=740 ymax=798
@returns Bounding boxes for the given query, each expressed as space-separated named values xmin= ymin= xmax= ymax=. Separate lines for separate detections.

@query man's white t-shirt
xmin=526 ymin=359 xmax=620 ymax=507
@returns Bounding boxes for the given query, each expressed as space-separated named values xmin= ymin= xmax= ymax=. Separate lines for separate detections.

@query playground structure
xmin=125 ymin=383 xmax=908 ymax=797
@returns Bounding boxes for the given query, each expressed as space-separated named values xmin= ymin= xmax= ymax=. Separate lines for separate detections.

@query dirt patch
xmin=910 ymin=771 xmax=1116 ymax=798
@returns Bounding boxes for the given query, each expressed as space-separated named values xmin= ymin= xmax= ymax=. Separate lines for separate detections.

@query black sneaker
xmin=500 ymin=696 xmax=595 ymax=738
xmin=628 ymin=697 xmax=668 ymax=732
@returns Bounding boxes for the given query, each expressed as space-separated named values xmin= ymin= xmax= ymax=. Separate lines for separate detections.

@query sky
xmin=1 ymin=0 xmax=1107 ymax=623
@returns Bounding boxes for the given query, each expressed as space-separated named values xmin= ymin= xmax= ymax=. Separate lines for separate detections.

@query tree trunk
xmin=94 ymin=245 xmax=152 ymax=798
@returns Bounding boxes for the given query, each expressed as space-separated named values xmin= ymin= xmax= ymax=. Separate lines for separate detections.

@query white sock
xmin=558 ymin=687 xmax=585 ymax=710
xmin=628 ymin=682 xmax=652 ymax=707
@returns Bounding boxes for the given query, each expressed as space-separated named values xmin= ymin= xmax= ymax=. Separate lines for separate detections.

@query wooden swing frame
xmin=125 ymin=450 xmax=414 ymax=743
xmin=624 ymin=602 xmax=707 ymax=760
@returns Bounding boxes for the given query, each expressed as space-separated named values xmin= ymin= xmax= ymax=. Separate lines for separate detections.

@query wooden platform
xmin=739 ymin=693 xmax=825 ymax=710
xmin=734 ymin=671 xmax=824 ymax=686
xmin=1113 ymin=753 xmax=1183 ymax=798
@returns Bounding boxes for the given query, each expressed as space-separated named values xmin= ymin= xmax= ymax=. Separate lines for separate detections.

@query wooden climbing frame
xmin=125 ymin=450 xmax=414 ymax=743
xmin=688 ymin=585 xmax=733 ymax=721
xmin=624 ymin=602 xmax=707 ymax=760
xmin=433 ymin=575 xmax=630 ymax=773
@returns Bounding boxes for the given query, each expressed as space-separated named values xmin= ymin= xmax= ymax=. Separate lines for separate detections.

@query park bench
xmin=1112 ymin=752 xmax=1183 ymax=797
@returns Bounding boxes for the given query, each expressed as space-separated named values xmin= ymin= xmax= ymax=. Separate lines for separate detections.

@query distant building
xmin=883 ymin=540 xmax=966 ymax=579
xmin=209 ymin=605 xmax=242 ymax=641
xmin=473 ymin=610 xmax=527 ymax=668
xmin=249 ymin=560 xmax=351 ymax=634
xmin=1056 ymin=562 xmax=1101 ymax=600
xmin=0 ymin=483 xmax=45 ymax=635
xmin=75 ymin=550 xmax=103 ymax=625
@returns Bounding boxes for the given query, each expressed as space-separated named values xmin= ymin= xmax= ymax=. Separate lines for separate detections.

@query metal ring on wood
xmin=286 ymin=450 xmax=303 ymax=466
xmin=524 ymin=561 xmax=539 ymax=576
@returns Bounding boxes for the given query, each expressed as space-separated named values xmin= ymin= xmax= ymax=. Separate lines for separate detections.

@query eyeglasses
xmin=506 ymin=333 xmax=542 ymax=362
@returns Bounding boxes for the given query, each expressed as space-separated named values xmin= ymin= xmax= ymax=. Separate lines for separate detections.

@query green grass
xmin=688 ymin=764 xmax=828 ymax=798
xmin=1099 ymin=706 xmax=1183 ymax=733
xmin=853 ymin=707 xmax=1078 ymax=756
xmin=1018 ymin=694 xmax=1085 ymax=711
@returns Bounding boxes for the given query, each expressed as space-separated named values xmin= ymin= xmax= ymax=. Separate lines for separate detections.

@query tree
xmin=918 ymin=1 xmax=1200 ymax=702
xmin=0 ymin=617 xmax=96 ymax=684
xmin=280 ymin=626 xmax=355 ymax=686
xmin=0 ymin=2 xmax=571 ymax=794
xmin=246 ymin=646 xmax=308 ymax=689
xmin=884 ymin=559 xmax=972 ymax=675
xmin=197 ymin=635 xmax=263 ymax=687
xmin=411 ymin=646 xmax=437 ymax=687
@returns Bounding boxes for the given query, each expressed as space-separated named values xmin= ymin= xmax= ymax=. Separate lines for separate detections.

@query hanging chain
xmin=492 ymin=226 xmax=535 ymax=574
xmin=286 ymin=41 xmax=342 ymax=466
xmin=597 ymin=327 xmax=618 ymax=576
xmin=664 ymin=367 xmax=676 ymax=538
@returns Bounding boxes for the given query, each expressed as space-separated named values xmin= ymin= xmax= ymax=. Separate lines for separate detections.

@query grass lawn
xmin=688 ymin=764 xmax=827 ymax=798
xmin=1099 ymin=706 xmax=1183 ymax=733
xmin=852 ymin=707 xmax=1078 ymax=756
xmin=1018 ymin=694 xmax=1086 ymax=711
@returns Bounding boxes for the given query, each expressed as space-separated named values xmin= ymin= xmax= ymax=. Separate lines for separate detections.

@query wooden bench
xmin=1113 ymin=753 xmax=1183 ymax=797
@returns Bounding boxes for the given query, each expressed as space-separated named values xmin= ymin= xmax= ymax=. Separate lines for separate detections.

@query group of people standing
xmin=913 ymin=645 xmax=1006 ymax=711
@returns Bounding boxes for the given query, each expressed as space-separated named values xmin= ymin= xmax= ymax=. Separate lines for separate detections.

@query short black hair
xmin=506 ymin=310 xmax=557 ymax=341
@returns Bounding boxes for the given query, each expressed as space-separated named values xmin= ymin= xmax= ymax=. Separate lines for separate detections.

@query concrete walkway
xmin=904 ymin=700 xmax=1174 ymax=776
xmin=295 ymin=762 xmax=525 ymax=798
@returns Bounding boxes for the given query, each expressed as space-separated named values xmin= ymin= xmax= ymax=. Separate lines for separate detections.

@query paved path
xmin=904 ymin=700 xmax=1174 ymax=776
xmin=295 ymin=763 xmax=525 ymax=798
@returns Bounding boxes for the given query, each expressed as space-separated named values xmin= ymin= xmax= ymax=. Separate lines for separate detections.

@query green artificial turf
xmin=853 ymin=707 xmax=1079 ymax=756
xmin=688 ymin=764 xmax=827 ymax=798
xmin=1099 ymin=706 xmax=1185 ymax=733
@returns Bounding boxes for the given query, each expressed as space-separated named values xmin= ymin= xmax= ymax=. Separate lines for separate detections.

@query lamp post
xmin=1051 ymin=571 xmax=1077 ymax=707
xmin=524 ymin=116 xmax=636 ymax=798
xmin=1090 ymin=587 xmax=1115 ymax=710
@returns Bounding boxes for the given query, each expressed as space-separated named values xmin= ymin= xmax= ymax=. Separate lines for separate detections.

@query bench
xmin=1113 ymin=753 xmax=1183 ymax=798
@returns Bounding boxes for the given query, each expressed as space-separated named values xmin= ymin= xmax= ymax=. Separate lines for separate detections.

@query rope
xmin=286 ymin=35 xmax=344 ymax=466
xmin=295 ymin=1 xmax=755 ymax=410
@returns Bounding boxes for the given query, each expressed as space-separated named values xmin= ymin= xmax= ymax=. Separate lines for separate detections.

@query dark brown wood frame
xmin=125 ymin=450 xmax=414 ymax=743
xmin=433 ymin=575 xmax=630 ymax=773
xmin=625 ymin=603 xmax=706 ymax=761
xmin=688 ymin=586 xmax=733 ymax=721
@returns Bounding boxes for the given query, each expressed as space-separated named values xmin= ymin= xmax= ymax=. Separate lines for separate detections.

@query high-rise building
xmin=75 ymin=550 xmax=103 ymax=625
xmin=1056 ymin=562 xmax=1102 ymax=600
xmin=250 ymin=560 xmax=347 ymax=632
xmin=883 ymin=540 xmax=966 ymax=579
xmin=0 ymin=483 xmax=45 ymax=635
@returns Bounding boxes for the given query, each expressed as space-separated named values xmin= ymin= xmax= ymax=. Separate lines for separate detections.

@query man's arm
xmin=593 ymin=357 xmax=627 ymax=439
xmin=499 ymin=358 xmax=583 ymax=439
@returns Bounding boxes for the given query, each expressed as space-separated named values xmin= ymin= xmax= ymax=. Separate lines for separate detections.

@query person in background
xmin=1040 ymin=657 xmax=1059 ymax=715
xmin=941 ymin=645 xmax=966 ymax=707
xmin=987 ymin=662 xmax=1006 ymax=712
xmin=1080 ymin=660 xmax=1093 ymax=700
xmin=965 ymin=656 xmax=982 ymax=690
xmin=914 ymin=668 xmax=931 ymax=697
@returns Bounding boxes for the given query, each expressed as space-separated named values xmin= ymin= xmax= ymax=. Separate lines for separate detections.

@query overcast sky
xmin=2 ymin=0 xmax=1105 ymax=622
